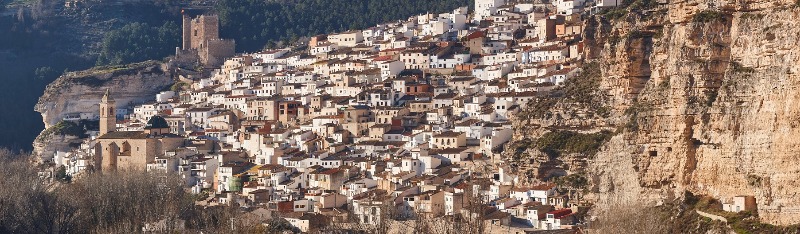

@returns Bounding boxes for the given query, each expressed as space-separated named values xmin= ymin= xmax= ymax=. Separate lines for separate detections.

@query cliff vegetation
xmin=506 ymin=0 xmax=800 ymax=229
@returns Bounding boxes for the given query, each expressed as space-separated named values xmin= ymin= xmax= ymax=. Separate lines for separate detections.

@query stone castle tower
xmin=99 ymin=89 xmax=116 ymax=136
xmin=181 ymin=11 xmax=235 ymax=67
xmin=182 ymin=14 xmax=219 ymax=50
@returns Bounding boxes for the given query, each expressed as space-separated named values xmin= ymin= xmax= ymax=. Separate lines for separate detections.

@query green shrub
xmin=684 ymin=191 xmax=700 ymax=206
xmin=38 ymin=120 xmax=87 ymax=140
xmin=658 ymin=79 xmax=670 ymax=91
xmin=170 ymin=81 xmax=188 ymax=92
xmin=746 ymin=174 xmax=762 ymax=187
xmin=627 ymin=30 xmax=650 ymax=40
xmin=731 ymin=61 xmax=755 ymax=73
xmin=693 ymin=10 xmax=725 ymax=23
xmin=705 ymin=89 xmax=719 ymax=107
xmin=554 ymin=174 xmax=588 ymax=189
xmin=563 ymin=62 xmax=603 ymax=105
xmin=34 ymin=66 xmax=57 ymax=80
xmin=55 ymin=165 xmax=72 ymax=183
xmin=520 ymin=62 xmax=609 ymax=120
xmin=653 ymin=29 xmax=664 ymax=39
xmin=596 ymin=106 xmax=611 ymax=118
xmin=534 ymin=130 xmax=613 ymax=158
xmin=624 ymin=100 xmax=652 ymax=132
xmin=603 ymin=8 xmax=629 ymax=21
xmin=628 ymin=0 xmax=659 ymax=10
xmin=693 ymin=195 xmax=721 ymax=211
xmin=740 ymin=13 xmax=764 ymax=20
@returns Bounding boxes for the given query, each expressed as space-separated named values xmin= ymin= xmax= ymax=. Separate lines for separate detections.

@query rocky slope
xmin=509 ymin=0 xmax=800 ymax=226
xmin=33 ymin=60 xmax=173 ymax=156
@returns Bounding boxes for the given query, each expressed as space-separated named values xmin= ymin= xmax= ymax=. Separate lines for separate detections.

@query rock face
xmin=32 ymin=134 xmax=84 ymax=163
xmin=33 ymin=61 xmax=173 ymax=156
xmin=512 ymin=0 xmax=800 ymax=226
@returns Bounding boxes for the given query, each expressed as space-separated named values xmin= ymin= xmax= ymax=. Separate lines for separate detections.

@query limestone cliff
xmin=511 ymin=0 xmax=800 ymax=226
xmin=33 ymin=60 xmax=173 ymax=156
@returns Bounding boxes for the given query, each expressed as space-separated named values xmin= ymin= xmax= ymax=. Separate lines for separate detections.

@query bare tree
xmin=0 ymin=149 xmax=60 ymax=233
xmin=54 ymin=170 xmax=193 ymax=232
xmin=457 ymin=184 xmax=487 ymax=234
xmin=325 ymin=197 xmax=399 ymax=234
xmin=375 ymin=199 xmax=399 ymax=234
xmin=0 ymin=150 xmax=499 ymax=234
xmin=29 ymin=0 xmax=57 ymax=21
xmin=412 ymin=212 xmax=433 ymax=233
xmin=0 ymin=149 xmax=236 ymax=233
xmin=589 ymin=199 xmax=669 ymax=234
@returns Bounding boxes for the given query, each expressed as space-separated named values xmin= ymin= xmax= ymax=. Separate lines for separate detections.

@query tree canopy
xmin=94 ymin=0 xmax=472 ymax=64
xmin=216 ymin=0 xmax=473 ymax=52
xmin=96 ymin=21 xmax=180 ymax=66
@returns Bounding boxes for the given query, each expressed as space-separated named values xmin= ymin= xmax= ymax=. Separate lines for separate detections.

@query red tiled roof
xmin=547 ymin=208 xmax=573 ymax=219
xmin=373 ymin=55 xmax=394 ymax=62
xmin=466 ymin=31 xmax=486 ymax=40
xmin=380 ymin=48 xmax=405 ymax=52
xmin=453 ymin=182 xmax=470 ymax=190
xmin=317 ymin=168 xmax=341 ymax=175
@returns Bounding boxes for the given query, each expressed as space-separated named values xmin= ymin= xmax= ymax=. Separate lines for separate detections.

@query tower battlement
xmin=180 ymin=12 xmax=235 ymax=67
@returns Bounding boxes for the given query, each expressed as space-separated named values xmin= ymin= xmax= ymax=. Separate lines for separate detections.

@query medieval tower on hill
xmin=180 ymin=11 xmax=236 ymax=67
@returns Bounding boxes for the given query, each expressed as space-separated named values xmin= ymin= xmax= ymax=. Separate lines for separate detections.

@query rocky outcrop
xmin=592 ymin=2 xmax=800 ymax=225
xmin=33 ymin=60 xmax=173 ymax=156
xmin=511 ymin=0 xmax=800 ymax=226
xmin=32 ymin=134 xmax=84 ymax=163
xmin=35 ymin=60 xmax=173 ymax=128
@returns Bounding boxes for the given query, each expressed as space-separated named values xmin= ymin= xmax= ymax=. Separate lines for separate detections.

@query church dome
xmin=145 ymin=116 xmax=169 ymax=129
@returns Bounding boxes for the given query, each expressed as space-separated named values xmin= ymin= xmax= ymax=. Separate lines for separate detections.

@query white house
xmin=187 ymin=107 xmax=217 ymax=129
xmin=722 ymin=196 xmax=757 ymax=212
xmin=553 ymin=0 xmax=585 ymax=15
xmin=525 ymin=45 xmax=569 ymax=63
xmin=310 ymin=43 xmax=339 ymax=55
xmin=511 ymin=183 xmax=557 ymax=204
xmin=328 ymin=31 xmax=364 ymax=48
xmin=376 ymin=60 xmax=404 ymax=79
xmin=475 ymin=0 xmax=505 ymax=22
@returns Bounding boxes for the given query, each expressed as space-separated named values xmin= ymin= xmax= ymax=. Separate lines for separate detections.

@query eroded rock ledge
xmin=33 ymin=60 xmax=173 ymax=156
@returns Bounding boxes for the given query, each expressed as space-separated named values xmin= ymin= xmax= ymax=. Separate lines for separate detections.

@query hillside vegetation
xmin=215 ymin=0 xmax=473 ymax=52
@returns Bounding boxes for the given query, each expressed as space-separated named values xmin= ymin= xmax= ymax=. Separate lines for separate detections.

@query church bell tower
xmin=99 ymin=89 xmax=116 ymax=136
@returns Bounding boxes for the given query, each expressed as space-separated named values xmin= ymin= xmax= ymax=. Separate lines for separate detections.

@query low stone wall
xmin=759 ymin=206 xmax=800 ymax=226
xmin=696 ymin=210 xmax=727 ymax=223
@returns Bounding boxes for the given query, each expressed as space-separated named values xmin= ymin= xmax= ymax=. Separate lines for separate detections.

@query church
xmin=94 ymin=89 xmax=185 ymax=172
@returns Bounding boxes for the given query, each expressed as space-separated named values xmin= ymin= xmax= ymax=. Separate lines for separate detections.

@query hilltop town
xmin=42 ymin=0 xmax=624 ymax=232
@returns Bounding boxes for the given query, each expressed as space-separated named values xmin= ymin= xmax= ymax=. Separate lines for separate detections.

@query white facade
xmin=430 ymin=53 xmax=471 ymax=69
xmin=525 ymin=47 xmax=569 ymax=63
xmin=554 ymin=0 xmax=585 ymax=15
xmin=475 ymin=0 xmax=505 ymax=22
xmin=328 ymin=31 xmax=364 ymax=47
xmin=310 ymin=43 xmax=339 ymax=55
xmin=377 ymin=60 xmax=405 ymax=79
